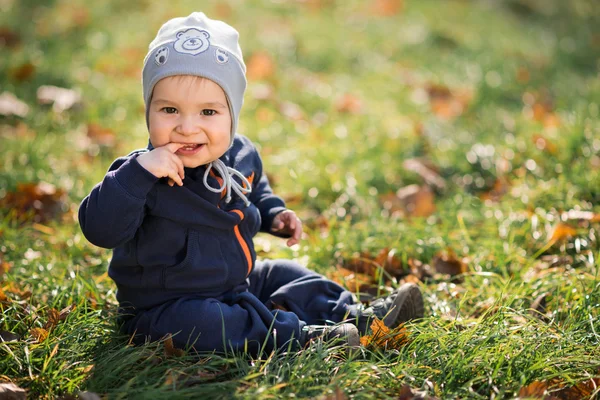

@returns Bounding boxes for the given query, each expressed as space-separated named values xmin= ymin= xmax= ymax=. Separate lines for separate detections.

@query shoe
xmin=352 ymin=283 xmax=424 ymax=333
xmin=300 ymin=323 xmax=360 ymax=348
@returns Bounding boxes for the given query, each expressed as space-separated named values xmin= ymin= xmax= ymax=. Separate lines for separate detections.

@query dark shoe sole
xmin=383 ymin=283 xmax=425 ymax=328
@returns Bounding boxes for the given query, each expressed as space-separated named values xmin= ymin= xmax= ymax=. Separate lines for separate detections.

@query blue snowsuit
xmin=79 ymin=134 xmax=355 ymax=354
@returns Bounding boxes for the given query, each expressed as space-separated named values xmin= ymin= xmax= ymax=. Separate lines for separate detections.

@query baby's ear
xmin=202 ymin=30 xmax=210 ymax=39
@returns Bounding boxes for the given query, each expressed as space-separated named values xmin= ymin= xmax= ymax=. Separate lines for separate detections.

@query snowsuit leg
xmin=248 ymin=259 xmax=355 ymax=324
xmin=122 ymin=293 xmax=305 ymax=355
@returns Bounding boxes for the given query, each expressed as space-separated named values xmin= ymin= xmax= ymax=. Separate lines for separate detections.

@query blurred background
xmin=0 ymin=1 xmax=599 ymax=397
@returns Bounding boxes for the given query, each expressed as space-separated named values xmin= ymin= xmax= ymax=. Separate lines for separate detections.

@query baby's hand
xmin=271 ymin=210 xmax=303 ymax=247
xmin=136 ymin=143 xmax=185 ymax=187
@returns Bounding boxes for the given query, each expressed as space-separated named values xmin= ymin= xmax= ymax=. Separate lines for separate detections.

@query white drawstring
xmin=203 ymin=159 xmax=252 ymax=207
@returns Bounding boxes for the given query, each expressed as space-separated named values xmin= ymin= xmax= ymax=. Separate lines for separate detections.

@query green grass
xmin=1 ymin=0 xmax=600 ymax=398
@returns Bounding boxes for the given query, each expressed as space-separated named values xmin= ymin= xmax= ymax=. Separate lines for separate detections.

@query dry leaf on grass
xmin=11 ymin=63 xmax=35 ymax=82
xmin=0 ymin=330 xmax=20 ymax=342
xmin=87 ymin=123 xmax=116 ymax=147
xmin=380 ymin=185 xmax=437 ymax=218
xmin=0 ymin=27 xmax=21 ymax=48
xmin=359 ymin=318 xmax=409 ymax=350
xmin=431 ymin=250 xmax=467 ymax=276
xmin=425 ymin=84 xmax=473 ymax=120
xmin=373 ymin=0 xmax=404 ymax=16
xmin=335 ymin=93 xmax=362 ymax=114
xmin=246 ymin=52 xmax=275 ymax=81
xmin=30 ymin=327 xmax=49 ymax=343
xmin=0 ymin=382 xmax=26 ymax=400
xmin=0 ymin=181 xmax=67 ymax=223
xmin=163 ymin=334 xmax=185 ymax=357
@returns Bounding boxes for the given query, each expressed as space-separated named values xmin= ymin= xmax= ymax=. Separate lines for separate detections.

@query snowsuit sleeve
xmin=248 ymin=145 xmax=287 ymax=235
xmin=78 ymin=153 xmax=159 ymax=249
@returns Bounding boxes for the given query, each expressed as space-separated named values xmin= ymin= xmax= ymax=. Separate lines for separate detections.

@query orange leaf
xmin=374 ymin=0 xmax=404 ymax=16
xmin=87 ymin=123 xmax=116 ymax=147
xmin=432 ymin=250 xmax=467 ymax=276
xmin=335 ymin=93 xmax=362 ymax=114
xmin=11 ymin=63 xmax=36 ymax=82
xmin=163 ymin=335 xmax=185 ymax=357
xmin=359 ymin=318 xmax=409 ymax=350
xmin=0 ymin=181 xmax=67 ymax=223
xmin=246 ymin=52 xmax=275 ymax=81
xmin=549 ymin=223 xmax=577 ymax=242
xmin=30 ymin=327 xmax=49 ymax=343
xmin=518 ymin=381 xmax=548 ymax=398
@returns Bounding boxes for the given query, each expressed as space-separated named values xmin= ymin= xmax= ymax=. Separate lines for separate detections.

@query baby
xmin=79 ymin=12 xmax=424 ymax=355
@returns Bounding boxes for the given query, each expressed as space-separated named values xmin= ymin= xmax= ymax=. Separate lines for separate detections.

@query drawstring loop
xmin=203 ymin=159 xmax=252 ymax=207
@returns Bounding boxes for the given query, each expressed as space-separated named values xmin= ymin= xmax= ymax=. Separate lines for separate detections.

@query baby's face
xmin=148 ymin=75 xmax=231 ymax=168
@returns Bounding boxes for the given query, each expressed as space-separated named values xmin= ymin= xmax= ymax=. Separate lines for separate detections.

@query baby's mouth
xmin=176 ymin=143 xmax=204 ymax=154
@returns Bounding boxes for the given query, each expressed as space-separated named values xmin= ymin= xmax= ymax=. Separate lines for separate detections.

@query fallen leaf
xmin=327 ymin=266 xmax=375 ymax=293
xmin=555 ymin=376 xmax=600 ymax=399
xmin=373 ymin=0 xmax=404 ymax=16
xmin=0 ymin=182 xmax=67 ymax=223
xmin=516 ymin=67 xmax=530 ymax=84
xmin=402 ymin=158 xmax=446 ymax=190
xmin=0 ymin=259 xmax=11 ymax=277
xmin=0 ymin=92 xmax=29 ymax=117
xmin=44 ymin=308 xmax=60 ymax=330
xmin=3 ymin=282 xmax=31 ymax=300
xmin=359 ymin=318 xmax=409 ymax=350
xmin=11 ymin=63 xmax=36 ymax=82
xmin=86 ymin=123 xmax=116 ymax=147
xmin=380 ymin=185 xmax=436 ymax=218
xmin=0 ymin=287 xmax=8 ymax=303
xmin=0 ymin=382 xmax=26 ymax=400
xmin=37 ymin=85 xmax=82 ymax=113
xmin=549 ymin=223 xmax=577 ymax=242
xmin=518 ymin=381 xmax=548 ymax=398
xmin=0 ymin=330 xmax=20 ymax=342
xmin=0 ymin=28 xmax=21 ymax=48
xmin=431 ymin=250 xmax=467 ymax=276
xmin=479 ymin=177 xmax=510 ymax=202
xmin=246 ymin=52 xmax=275 ymax=81
xmin=425 ymin=84 xmax=472 ymax=120
xmin=335 ymin=93 xmax=362 ymax=114
xmin=30 ymin=327 xmax=49 ymax=343
xmin=163 ymin=334 xmax=185 ymax=357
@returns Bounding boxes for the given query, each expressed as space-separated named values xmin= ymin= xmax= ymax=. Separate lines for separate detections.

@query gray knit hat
xmin=142 ymin=12 xmax=247 ymax=145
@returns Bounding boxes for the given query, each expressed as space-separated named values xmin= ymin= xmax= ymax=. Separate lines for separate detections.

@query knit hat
xmin=142 ymin=12 xmax=247 ymax=145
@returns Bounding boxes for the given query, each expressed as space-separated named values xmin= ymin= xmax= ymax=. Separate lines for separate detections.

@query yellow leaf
xmin=30 ymin=328 xmax=49 ymax=343
xmin=550 ymin=223 xmax=577 ymax=242
xmin=359 ymin=318 xmax=409 ymax=350
xmin=163 ymin=335 xmax=185 ymax=357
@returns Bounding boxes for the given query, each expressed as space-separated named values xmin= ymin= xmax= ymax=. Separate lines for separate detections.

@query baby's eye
xmin=161 ymin=107 xmax=177 ymax=114
xmin=202 ymin=109 xmax=216 ymax=116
